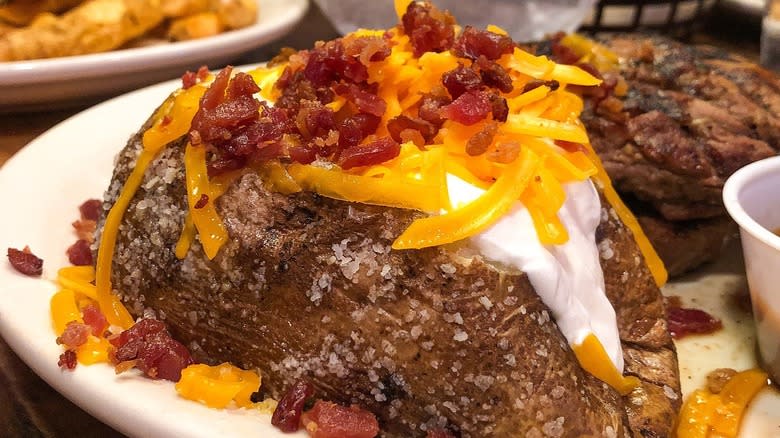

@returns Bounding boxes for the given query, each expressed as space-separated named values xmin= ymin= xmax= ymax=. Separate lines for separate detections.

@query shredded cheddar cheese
xmin=176 ymin=363 xmax=261 ymax=409
xmin=676 ymin=369 xmax=768 ymax=438
xmin=184 ymin=142 xmax=228 ymax=260
xmin=51 ymin=289 xmax=83 ymax=335
xmin=392 ymin=146 xmax=539 ymax=249
xmin=572 ymin=334 xmax=640 ymax=396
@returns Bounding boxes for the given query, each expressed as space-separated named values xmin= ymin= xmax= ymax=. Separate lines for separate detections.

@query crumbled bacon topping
xmin=7 ymin=246 xmax=43 ymax=276
xmin=79 ymin=199 xmax=102 ymax=222
xmin=57 ymin=321 xmax=90 ymax=348
xmin=666 ymin=298 xmax=723 ymax=339
xmin=182 ymin=71 xmax=198 ymax=89
xmin=109 ymin=318 xmax=194 ymax=381
xmin=440 ymin=90 xmax=492 ymax=125
xmin=452 ymin=26 xmax=514 ymax=61
xmin=72 ymin=219 xmax=97 ymax=243
xmin=401 ymin=1 xmax=455 ymax=57
xmin=66 ymin=239 xmax=92 ymax=266
xmin=272 ymin=379 xmax=315 ymax=432
xmin=186 ymin=0 xmax=524 ymax=173
xmin=193 ymin=194 xmax=209 ymax=209
xmin=58 ymin=350 xmax=77 ymax=371
xmin=82 ymin=304 xmax=108 ymax=337
xmin=300 ymin=400 xmax=379 ymax=438
xmin=181 ymin=66 xmax=211 ymax=89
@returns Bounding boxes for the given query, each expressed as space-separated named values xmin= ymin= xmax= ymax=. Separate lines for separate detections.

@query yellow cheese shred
xmin=176 ymin=363 xmax=261 ymax=409
xmin=175 ymin=213 xmax=196 ymax=259
xmin=95 ymin=149 xmax=155 ymax=330
xmin=184 ymin=142 xmax=228 ymax=260
xmin=572 ymin=334 xmax=640 ymax=396
xmin=676 ymin=369 xmax=768 ymax=438
xmin=50 ymin=289 xmax=83 ymax=335
xmin=142 ymin=85 xmax=206 ymax=152
xmin=392 ymin=147 xmax=540 ymax=249
xmin=287 ymin=161 xmax=447 ymax=213
xmin=175 ymin=169 xmax=243 ymax=259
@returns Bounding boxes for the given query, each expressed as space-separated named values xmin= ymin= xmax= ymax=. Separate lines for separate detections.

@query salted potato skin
xmin=99 ymin=108 xmax=680 ymax=437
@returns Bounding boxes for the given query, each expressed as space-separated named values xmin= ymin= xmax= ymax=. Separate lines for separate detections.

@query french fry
xmin=0 ymin=0 xmax=83 ymax=26
xmin=0 ymin=0 xmax=165 ymax=61
xmin=208 ymin=0 xmax=257 ymax=30
xmin=167 ymin=11 xmax=222 ymax=41
xmin=160 ymin=0 xmax=209 ymax=18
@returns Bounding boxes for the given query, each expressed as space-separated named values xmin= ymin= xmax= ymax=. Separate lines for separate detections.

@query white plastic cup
xmin=723 ymin=156 xmax=780 ymax=382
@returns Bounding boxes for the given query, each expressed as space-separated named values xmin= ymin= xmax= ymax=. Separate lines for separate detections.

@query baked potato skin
xmin=99 ymin=111 xmax=679 ymax=436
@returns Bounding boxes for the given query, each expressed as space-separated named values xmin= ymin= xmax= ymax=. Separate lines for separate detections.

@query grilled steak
xmin=547 ymin=35 xmax=780 ymax=275
xmin=98 ymin=112 xmax=681 ymax=437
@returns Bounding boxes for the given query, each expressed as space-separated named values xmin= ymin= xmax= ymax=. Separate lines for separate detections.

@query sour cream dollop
xmin=447 ymin=174 xmax=623 ymax=372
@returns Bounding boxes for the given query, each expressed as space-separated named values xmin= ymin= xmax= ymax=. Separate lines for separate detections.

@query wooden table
xmin=0 ymin=3 xmax=762 ymax=437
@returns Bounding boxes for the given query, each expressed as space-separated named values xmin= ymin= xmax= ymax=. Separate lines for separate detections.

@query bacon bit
xmin=339 ymin=137 xmax=401 ymax=170
xmin=440 ymin=90 xmax=492 ymax=125
xmin=193 ymin=194 xmax=209 ymax=209
xmin=182 ymin=70 xmax=198 ymax=89
xmin=66 ymin=239 xmax=92 ymax=266
xmin=7 ymin=246 xmax=43 ymax=276
xmin=196 ymin=66 xmax=210 ymax=82
xmin=110 ymin=318 xmax=194 ymax=382
xmin=338 ymin=113 xmax=381 ymax=149
xmin=72 ymin=219 xmax=97 ymax=243
xmin=401 ymin=1 xmax=455 ymax=57
xmin=452 ymin=26 xmax=515 ymax=61
xmin=707 ymin=368 xmax=737 ymax=394
xmin=296 ymin=100 xmax=336 ymax=140
xmin=79 ymin=199 xmax=102 ymax=222
xmin=489 ymin=93 xmax=508 ymax=122
xmin=56 ymin=321 xmax=90 ymax=348
xmin=426 ymin=428 xmax=457 ymax=438
xmin=476 ymin=56 xmax=513 ymax=93
xmin=466 ymin=122 xmax=498 ymax=156
xmin=301 ymin=400 xmax=379 ymax=438
xmin=272 ymin=379 xmax=315 ymax=432
xmin=82 ymin=304 xmax=108 ymax=337
xmin=58 ymin=350 xmax=77 ymax=371
xmin=335 ymin=83 xmax=386 ymax=118
xmin=418 ymin=93 xmax=450 ymax=126
xmin=667 ymin=306 xmax=723 ymax=339
xmin=387 ymin=115 xmax=437 ymax=145
xmin=442 ymin=65 xmax=482 ymax=99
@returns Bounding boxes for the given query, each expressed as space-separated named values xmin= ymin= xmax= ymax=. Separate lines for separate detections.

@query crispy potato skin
xmin=99 ymin=113 xmax=680 ymax=437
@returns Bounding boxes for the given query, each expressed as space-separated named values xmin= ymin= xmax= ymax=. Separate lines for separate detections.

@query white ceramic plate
xmin=0 ymin=0 xmax=308 ymax=112
xmin=0 ymin=75 xmax=778 ymax=437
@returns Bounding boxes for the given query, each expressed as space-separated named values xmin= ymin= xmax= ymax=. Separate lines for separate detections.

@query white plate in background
xmin=0 ymin=72 xmax=777 ymax=437
xmin=0 ymin=0 xmax=307 ymax=112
